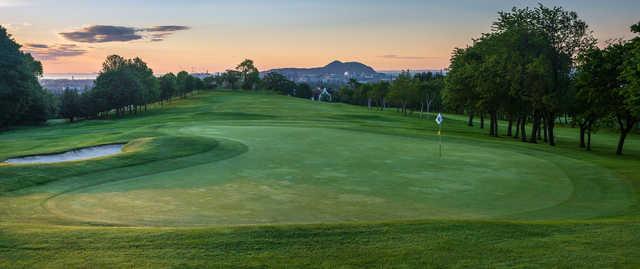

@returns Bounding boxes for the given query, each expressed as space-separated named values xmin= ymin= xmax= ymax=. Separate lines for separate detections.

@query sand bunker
xmin=4 ymin=144 xmax=124 ymax=164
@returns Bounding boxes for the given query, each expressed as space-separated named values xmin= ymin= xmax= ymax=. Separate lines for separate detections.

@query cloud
xmin=60 ymin=25 xmax=142 ymax=43
xmin=23 ymin=43 xmax=88 ymax=61
xmin=24 ymin=43 xmax=48 ymax=48
xmin=145 ymin=25 xmax=190 ymax=32
xmin=60 ymin=25 xmax=190 ymax=43
xmin=379 ymin=54 xmax=436 ymax=60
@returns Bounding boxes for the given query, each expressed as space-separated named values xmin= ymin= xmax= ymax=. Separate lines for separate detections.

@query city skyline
xmin=2 ymin=0 xmax=639 ymax=74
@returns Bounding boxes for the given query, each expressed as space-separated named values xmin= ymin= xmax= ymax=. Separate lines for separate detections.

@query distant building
xmin=40 ymin=79 xmax=94 ymax=95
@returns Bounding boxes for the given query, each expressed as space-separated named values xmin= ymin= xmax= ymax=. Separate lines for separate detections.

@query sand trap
xmin=4 ymin=144 xmax=124 ymax=164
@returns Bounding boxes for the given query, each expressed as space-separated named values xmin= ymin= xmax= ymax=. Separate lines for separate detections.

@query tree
xmin=59 ymin=88 xmax=81 ymax=122
xmin=159 ymin=73 xmax=177 ymax=104
xmin=444 ymin=47 xmax=480 ymax=126
xmin=495 ymin=4 xmax=595 ymax=146
xmin=93 ymin=68 xmax=142 ymax=117
xmin=202 ymin=75 xmax=218 ymax=89
xmin=389 ymin=71 xmax=418 ymax=115
xmin=176 ymin=71 xmax=190 ymax=97
xmin=0 ymin=26 xmax=52 ymax=129
xmin=222 ymin=70 xmax=241 ymax=90
xmin=573 ymin=47 xmax=612 ymax=150
xmin=262 ymin=72 xmax=295 ymax=95
xmin=614 ymin=23 xmax=640 ymax=154
xmin=416 ymin=72 xmax=444 ymax=118
xmin=370 ymin=81 xmax=390 ymax=110
xmin=236 ymin=59 xmax=260 ymax=90
xmin=294 ymin=83 xmax=313 ymax=99
xmin=128 ymin=57 xmax=158 ymax=111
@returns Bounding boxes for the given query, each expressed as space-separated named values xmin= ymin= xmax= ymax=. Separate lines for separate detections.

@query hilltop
xmin=264 ymin=60 xmax=388 ymax=83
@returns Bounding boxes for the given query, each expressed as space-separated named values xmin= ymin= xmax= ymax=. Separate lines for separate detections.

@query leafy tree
xmin=295 ymin=83 xmax=313 ymax=99
xmin=159 ymin=73 xmax=177 ymax=104
xmin=59 ymin=88 xmax=81 ymax=122
xmin=415 ymin=72 xmax=444 ymax=118
xmin=388 ymin=71 xmax=418 ymax=115
xmin=444 ymin=47 xmax=480 ymax=126
xmin=495 ymin=4 xmax=595 ymax=145
xmin=370 ymin=81 xmax=390 ymax=110
xmin=93 ymin=68 xmax=142 ymax=116
xmin=236 ymin=59 xmax=260 ymax=90
xmin=176 ymin=71 xmax=190 ymax=97
xmin=614 ymin=23 xmax=640 ymax=154
xmin=0 ymin=26 xmax=52 ymax=128
xmin=202 ymin=75 xmax=218 ymax=89
xmin=262 ymin=72 xmax=295 ymax=95
xmin=573 ymin=47 xmax=613 ymax=150
xmin=222 ymin=70 xmax=241 ymax=90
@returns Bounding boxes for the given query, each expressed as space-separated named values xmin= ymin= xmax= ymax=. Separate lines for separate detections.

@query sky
xmin=2 ymin=0 xmax=639 ymax=74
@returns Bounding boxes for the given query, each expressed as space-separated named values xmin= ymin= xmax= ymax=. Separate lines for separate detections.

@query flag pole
xmin=439 ymin=123 xmax=442 ymax=158
xmin=436 ymin=113 xmax=443 ymax=158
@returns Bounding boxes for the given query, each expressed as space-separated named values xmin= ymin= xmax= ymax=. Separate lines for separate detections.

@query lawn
xmin=1 ymin=90 xmax=639 ymax=268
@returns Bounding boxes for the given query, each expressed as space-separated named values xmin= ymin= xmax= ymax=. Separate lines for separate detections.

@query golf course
xmin=1 ymin=91 xmax=639 ymax=267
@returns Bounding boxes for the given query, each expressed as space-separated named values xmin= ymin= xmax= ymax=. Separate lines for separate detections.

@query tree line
xmin=59 ymin=55 xmax=207 ymax=122
xmin=331 ymin=72 xmax=445 ymax=118
xmin=443 ymin=4 xmax=639 ymax=155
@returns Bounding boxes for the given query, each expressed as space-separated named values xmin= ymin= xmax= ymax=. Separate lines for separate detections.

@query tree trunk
xmin=480 ymin=113 xmax=484 ymax=129
xmin=420 ymin=103 xmax=424 ymax=119
xmin=489 ymin=113 xmax=494 ymax=136
xmin=467 ymin=112 xmax=474 ymax=127
xmin=530 ymin=112 xmax=539 ymax=144
xmin=547 ymin=114 xmax=556 ymax=146
xmin=520 ymin=116 xmax=527 ymax=142
xmin=616 ymin=116 xmax=637 ymax=155
xmin=493 ymin=112 xmax=499 ymax=137
xmin=616 ymin=130 xmax=628 ymax=155
xmin=514 ymin=117 xmax=521 ymax=138
xmin=541 ymin=116 xmax=547 ymax=142
xmin=579 ymin=125 xmax=586 ymax=148
xmin=586 ymin=127 xmax=592 ymax=151
xmin=507 ymin=116 xmax=513 ymax=136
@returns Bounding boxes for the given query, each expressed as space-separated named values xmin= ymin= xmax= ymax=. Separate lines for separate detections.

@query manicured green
xmin=1 ymin=91 xmax=639 ymax=268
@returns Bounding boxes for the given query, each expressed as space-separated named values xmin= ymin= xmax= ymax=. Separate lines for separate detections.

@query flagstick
xmin=435 ymin=113 xmax=443 ymax=158
xmin=439 ymin=123 xmax=442 ymax=158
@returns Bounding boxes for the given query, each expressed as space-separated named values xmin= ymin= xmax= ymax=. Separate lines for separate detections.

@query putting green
xmin=41 ymin=125 xmax=632 ymax=226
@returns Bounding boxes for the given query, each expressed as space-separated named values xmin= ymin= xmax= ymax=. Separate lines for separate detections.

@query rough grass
xmin=0 ymin=90 xmax=639 ymax=268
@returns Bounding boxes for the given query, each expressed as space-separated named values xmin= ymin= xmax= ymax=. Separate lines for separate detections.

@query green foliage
xmin=0 ymin=26 xmax=53 ymax=128
xmin=388 ymin=71 xmax=419 ymax=114
xmin=294 ymin=83 xmax=312 ymax=99
xmin=620 ymin=33 xmax=640 ymax=117
xmin=159 ymin=73 xmax=177 ymax=103
xmin=261 ymin=72 xmax=295 ymax=94
xmin=59 ymin=88 xmax=81 ymax=122
xmin=236 ymin=59 xmax=260 ymax=90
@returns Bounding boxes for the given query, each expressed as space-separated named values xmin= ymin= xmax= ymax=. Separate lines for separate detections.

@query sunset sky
xmin=2 ymin=0 xmax=639 ymax=74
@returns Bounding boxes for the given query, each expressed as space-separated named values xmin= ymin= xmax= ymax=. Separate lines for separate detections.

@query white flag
xmin=435 ymin=113 xmax=443 ymax=125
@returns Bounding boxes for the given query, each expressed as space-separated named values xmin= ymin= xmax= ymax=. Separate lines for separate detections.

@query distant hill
xmin=266 ymin=60 xmax=381 ymax=76
xmin=264 ymin=60 xmax=387 ymax=83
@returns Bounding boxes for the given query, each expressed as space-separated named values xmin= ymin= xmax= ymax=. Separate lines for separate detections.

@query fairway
xmin=1 ymin=91 xmax=639 ymax=267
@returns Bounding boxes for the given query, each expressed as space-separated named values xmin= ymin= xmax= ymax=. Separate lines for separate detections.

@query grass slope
xmin=1 ymin=90 xmax=639 ymax=268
